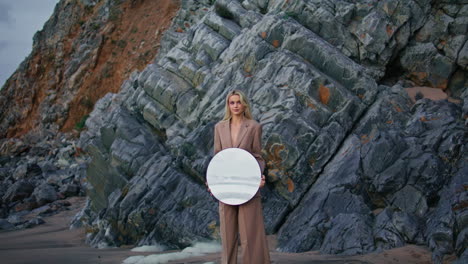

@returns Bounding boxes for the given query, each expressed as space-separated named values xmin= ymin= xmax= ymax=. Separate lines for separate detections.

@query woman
xmin=212 ymin=90 xmax=271 ymax=264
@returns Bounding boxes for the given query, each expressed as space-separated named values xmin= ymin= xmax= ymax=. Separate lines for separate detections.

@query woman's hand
xmin=260 ymin=175 xmax=266 ymax=188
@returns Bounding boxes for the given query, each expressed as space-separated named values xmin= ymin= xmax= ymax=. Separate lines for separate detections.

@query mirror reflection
xmin=207 ymin=148 xmax=261 ymax=205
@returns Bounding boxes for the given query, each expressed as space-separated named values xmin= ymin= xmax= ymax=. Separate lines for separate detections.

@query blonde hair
xmin=222 ymin=90 xmax=253 ymax=121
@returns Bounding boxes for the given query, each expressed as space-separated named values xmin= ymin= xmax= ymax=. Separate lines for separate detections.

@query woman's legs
xmin=219 ymin=202 xmax=239 ymax=264
xmin=238 ymin=196 xmax=270 ymax=264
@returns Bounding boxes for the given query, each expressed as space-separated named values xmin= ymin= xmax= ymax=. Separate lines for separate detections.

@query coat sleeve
xmin=252 ymin=124 xmax=266 ymax=173
xmin=214 ymin=124 xmax=222 ymax=155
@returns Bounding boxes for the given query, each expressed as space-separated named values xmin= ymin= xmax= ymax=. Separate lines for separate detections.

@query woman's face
xmin=228 ymin=95 xmax=245 ymax=117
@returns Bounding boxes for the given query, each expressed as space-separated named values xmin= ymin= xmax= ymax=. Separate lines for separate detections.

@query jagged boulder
xmin=32 ymin=183 xmax=58 ymax=206
xmin=2 ymin=180 xmax=35 ymax=204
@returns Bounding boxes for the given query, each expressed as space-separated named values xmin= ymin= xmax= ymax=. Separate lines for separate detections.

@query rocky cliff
xmin=0 ymin=0 xmax=179 ymax=241
xmin=0 ymin=0 xmax=178 ymax=138
xmin=1 ymin=0 xmax=467 ymax=263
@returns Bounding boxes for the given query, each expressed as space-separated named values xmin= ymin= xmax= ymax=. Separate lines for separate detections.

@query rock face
xmin=0 ymin=0 xmax=466 ymax=263
xmin=0 ymin=0 xmax=178 ymax=138
xmin=72 ymin=0 xmax=468 ymax=262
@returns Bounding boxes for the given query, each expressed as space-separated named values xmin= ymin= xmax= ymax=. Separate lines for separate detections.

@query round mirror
xmin=206 ymin=148 xmax=261 ymax=205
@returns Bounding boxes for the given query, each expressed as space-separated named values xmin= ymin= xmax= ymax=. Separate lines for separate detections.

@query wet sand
xmin=165 ymin=244 xmax=434 ymax=264
xmin=0 ymin=197 xmax=142 ymax=264
xmin=0 ymin=197 xmax=442 ymax=264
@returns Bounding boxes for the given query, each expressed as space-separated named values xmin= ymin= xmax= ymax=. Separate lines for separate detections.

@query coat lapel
xmin=221 ymin=121 xmax=233 ymax=148
xmin=234 ymin=119 xmax=249 ymax=148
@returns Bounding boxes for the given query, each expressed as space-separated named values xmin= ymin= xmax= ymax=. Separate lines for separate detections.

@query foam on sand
xmin=122 ymin=242 xmax=221 ymax=264
xmin=131 ymin=244 xmax=166 ymax=252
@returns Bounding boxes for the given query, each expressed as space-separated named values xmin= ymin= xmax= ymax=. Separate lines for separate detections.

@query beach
xmin=0 ymin=197 xmax=447 ymax=264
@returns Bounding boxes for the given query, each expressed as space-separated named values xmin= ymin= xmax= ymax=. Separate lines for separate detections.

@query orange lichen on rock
xmin=267 ymin=168 xmax=281 ymax=182
xmin=386 ymin=24 xmax=394 ymax=36
xmin=308 ymin=157 xmax=316 ymax=166
xmin=272 ymin=40 xmax=281 ymax=48
xmin=319 ymin=84 xmax=330 ymax=105
xmin=390 ymin=101 xmax=403 ymax=112
xmin=307 ymin=101 xmax=317 ymax=110
xmin=407 ymin=71 xmax=448 ymax=90
xmin=287 ymin=178 xmax=294 ymax=192
xmin=361 ymin=134 xmax=371 ymax=144
xmin=452 ymin=200 xmax=468 ymax=211
xmin=268 ymin=143 xmax=286 ymax=165
xmin=408 ymin=72 xmax=428 ymax=84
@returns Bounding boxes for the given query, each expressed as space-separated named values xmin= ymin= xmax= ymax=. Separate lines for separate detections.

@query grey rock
xmin=192 ymin=24 xmax=230 ymax=61
xmin=374 ymin=209 xmax=405 ymax=250
xmin=453 ymin=249 xmax=468 ymax=264
xmin=320 ymin=213 xmax=375 ymax=255
xmin=456 ymin=227 xmax=468 ymax=256
xmin=370 ymin=158 xmax=407 ymax=194
xmin=32 ymin=183 xmax=58 ymax=206
xmin=0 ymin=139 xmax=28 ymax=156
xmin=361 ymin=131 xmax=406 ymax=179
xmin=2 ymin=180 xmax=35 ymax=203
xmin=373 ymin=207 xmax=424 ymax=248
xmin=392 ymin=211 xmax=420 ymax=243
xmin=400 ymin=42 xmax=455 ymax=88
xmin=59 ymin=184 xmax=80 ymax=197
xmin=425 ymin=133 xmax=467 ymax=261
xmin=458 ymin=39 xmax=468 ymax=69
xmin=70 ymin=199 xmax=93 ymax=230
xmin=215 ymin=0 xmax=262 ymax=28
xmin=203 ymin=12 xmax=241 ymax=40
xmin=7 ymin=213 xmax=27 ymax=225
xmin=13 ymin=165 xmax=28 ymax=180
xmin=0 ymin=219 xmax=15 ymax=230
xmin=391 ymin=186 xmax=428 ymax=217
xmin=450 ymin=16 xmax=468 ymax=35
xmin=443 ymin=35 xmax=466 ymax=63
xmin=416 ymin=9 xmax=453 ymax=43
xmin=24 ymin=217 xmax=45 ymax=228
xmin=277 ymin=135 xmax=371 ymax=253
xmin=80 ymin=0 xmax=97 ymax=7
xmin=26 ymin=164 xmax=42 ymax=178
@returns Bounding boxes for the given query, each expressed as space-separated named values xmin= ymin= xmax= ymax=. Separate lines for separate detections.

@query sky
xmin=0 ymin=0 xmax=60 ymax=89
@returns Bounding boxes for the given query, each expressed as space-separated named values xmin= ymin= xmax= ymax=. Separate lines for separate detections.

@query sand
xmin=0 ymin=197 xmax=448 ymax=264
xmin=0 ymin=197 xmax=142 ymax=264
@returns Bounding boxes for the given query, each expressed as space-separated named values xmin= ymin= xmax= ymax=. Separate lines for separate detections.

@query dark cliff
xmin=1 ymin=0 xmax=467 ymax=263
